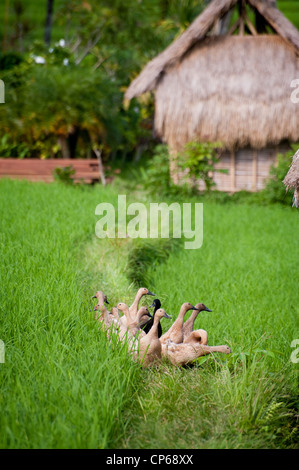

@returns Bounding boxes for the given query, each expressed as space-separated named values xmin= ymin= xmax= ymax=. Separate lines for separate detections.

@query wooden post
xmin=230 ymin=150 xmax=236 ymax=192
xmin=252 ymin=150 xmax=257 ymax=191
xmin=93 ymin=148 xmax=106 ymax=186
xmin=238 ymin=0 xmax=245 ymax=36
xmin=169 ymin=148 xmax=179 ymax=185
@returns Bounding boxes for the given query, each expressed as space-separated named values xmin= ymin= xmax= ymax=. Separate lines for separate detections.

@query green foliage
xmin=0 ymin=51 xmax=23 ymax=70
xmin=0 ymin=0 xmax=208 ymax=160
xmin=0 ymin=134 xmax=31 ymax=158
xmin=260 ymin=148 xmax=295 ymax=206
xmin=179 ymin=141 xmax=226 ymax=191
xmin=53 ymin=165 xmax=75 ymax=184
xmin=134 ymin=144 xmax=192 ymax=197
xmin=0 ymin=53 xmax=127 ymax=158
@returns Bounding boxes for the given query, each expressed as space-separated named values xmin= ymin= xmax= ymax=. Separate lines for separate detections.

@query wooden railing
xmin=0 ymin=159 xmax=102 ymax=184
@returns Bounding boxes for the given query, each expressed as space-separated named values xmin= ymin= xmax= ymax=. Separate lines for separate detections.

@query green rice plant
xmin=125 ymin=238 xmax=182 ymax=287
xmin=0 ymin=178 xmax=141 ymax=449
xmin=119 ymin=200 xmax=299 ymax=449
xmin=1 ymin=178 xmax=298 ymax=449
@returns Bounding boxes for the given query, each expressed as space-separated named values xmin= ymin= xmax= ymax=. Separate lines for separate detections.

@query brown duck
xmin=160 ymin=302 xmax=197 ymax=345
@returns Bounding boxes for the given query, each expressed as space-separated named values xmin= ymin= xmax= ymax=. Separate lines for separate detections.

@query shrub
xmin=178 ymin=141 xmax=226 ymax=191
xmin=53 ymin=165 xmax=75 ymax=185
xmin=136 ymin=144 xmax=192 ymax=197
xmin=260 ymin=148 xmax=295 ymax=206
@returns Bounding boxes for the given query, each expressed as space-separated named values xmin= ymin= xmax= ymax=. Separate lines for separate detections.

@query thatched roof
xmin=155 ymin=35 xmax=299 ymax=150
xmin=125 ymin=0 xmax=299 ymax=151
xmin=125 ymin=0 xmax=299 ymax=100
xmin=283 ymin=149 xmax=299 ymax=207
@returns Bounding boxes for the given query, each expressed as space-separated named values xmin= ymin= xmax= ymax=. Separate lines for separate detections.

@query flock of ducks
xmin=92 ymin=287 xmax=231 ymax=368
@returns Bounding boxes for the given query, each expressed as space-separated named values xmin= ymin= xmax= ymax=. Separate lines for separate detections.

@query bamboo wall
xmin=197 ymin=144 xmax=290 ymax=192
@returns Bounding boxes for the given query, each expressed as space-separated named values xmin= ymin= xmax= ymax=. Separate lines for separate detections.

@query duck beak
xmin=105 ymin=299 xmax=109 ymax=304
xmin=204 ymin=307 xmax=212 ymax=312
xmin=147 ymin=291 xmax=155 ymax=296
xmin=149 ymin=301 xmax=155 ymax=308
xmin=191 ymin=306 xmax=197 ymax=310
xmin=164 ymin=312 xmax=172 ymax=319
xmin=92 ymin=295 xmax=97 ymax=299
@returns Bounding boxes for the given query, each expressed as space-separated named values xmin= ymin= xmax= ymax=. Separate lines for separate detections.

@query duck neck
xmin=130 ymin=290 xmax=143 ymax=314
xmin=97 ymin=303 xmax=109 ymax=319
xmin=177 ymin=306 xmax=189 ymax=327
xmin=124 ymin=305 xmax=133 ymax=323
xmin=147 ymin=315 xmax=160 ymax=340
xmin=188 ymin=310 xmax=199 ymax=326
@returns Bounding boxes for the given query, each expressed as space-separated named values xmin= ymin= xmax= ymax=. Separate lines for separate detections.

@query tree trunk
xmin=3 ymin=0 xmax=10 ymax=52
xmin=44 ymin=0 xmax=54 ymax=47
xmin=68 ymin=126 xmax=79 ymax=159
xmin=58 ymin=135 xmax=70 ymax=159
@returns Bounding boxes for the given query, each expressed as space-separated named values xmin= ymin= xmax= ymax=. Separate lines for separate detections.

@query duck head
xmin=139 ymin=287 xmax=155 ymax=297
xmin=194 ymin=303 xmax=212 ymax=312
xmin=149 ymin=298 xmax=161 ymax=310
xmin=155 ymin=308 xmax=172 ymax=320
xmin=183 ymin=302 xmax=198 ymax=312
xmin=92 ymin=291 xmax=109 ymax=304
xmin=116 ymin=302 xmax=129 ymax=313
xmin=137 ymin=306 xmax=152 ymax=326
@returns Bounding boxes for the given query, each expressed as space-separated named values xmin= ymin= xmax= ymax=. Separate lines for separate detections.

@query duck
xmin=183 ymin=329 xmax=208 ymax=345
xmin=129 ymin=287 xmax=155 ymax=321
xmin=160 ymin=302 xmax=197 ymax=345
xmin=137 ymin=308 xmax=171 ymax=367
xmin=162 ymin=340 xmax=231 ymax=367
xmin=117 ymin=302 xmax=133 ymax=328
xmin=105 ymin=303 xmax=135 ymax=345
xmin=142 ymin=299 xmax=163 ymax=337
xmin=128 ymin=306 xmax=152 ymax=338
xmin=183 ymin=303 xmax=212 ymax=339
xmin=94 ymin=303 xmax=119 ymax=331
xmin=92 ymin=291 xmax=110 ymax=322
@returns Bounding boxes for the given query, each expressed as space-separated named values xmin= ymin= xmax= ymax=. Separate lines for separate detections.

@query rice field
xmin=0 ymin=179 xmax=141 ymax=449
xmin=0 ymin=178 xmax=298 ymax=449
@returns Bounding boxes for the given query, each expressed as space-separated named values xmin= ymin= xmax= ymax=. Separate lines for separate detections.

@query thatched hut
xmin=283 ymin=148 xmax=299 ymax=207
xmin=125 ymin=0 xmax=299 ymax=192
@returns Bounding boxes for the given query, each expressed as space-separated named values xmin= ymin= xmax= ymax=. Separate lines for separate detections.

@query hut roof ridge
xmin=125 ymin=0 xmax=299 ymax=100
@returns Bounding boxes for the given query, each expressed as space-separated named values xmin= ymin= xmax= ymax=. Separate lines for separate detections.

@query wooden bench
xmin=0 ymin=159 xmax=101 ymax=184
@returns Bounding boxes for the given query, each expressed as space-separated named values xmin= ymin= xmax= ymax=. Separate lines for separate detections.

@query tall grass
xmin=0 ymin=179 xmax=141 ymax=449
xmin=1 ymin=179 xmax=298 ymax=449
xmin=119 ymin=202 xmax=299 ymax=449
